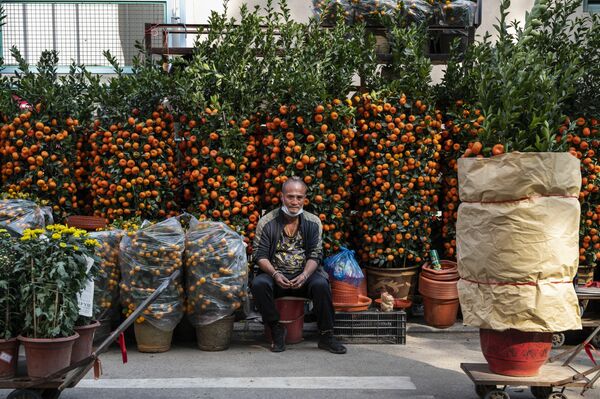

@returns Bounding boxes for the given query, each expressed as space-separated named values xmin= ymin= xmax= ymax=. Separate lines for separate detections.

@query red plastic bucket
xmin=264 ymin=296 xmax=305 ymax=344
xmin=480 ymin=329 xmax=552 ymax=377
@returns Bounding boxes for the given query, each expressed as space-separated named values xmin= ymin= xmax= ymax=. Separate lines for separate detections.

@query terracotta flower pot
xmin=421 ymin=260 xmax=459 ymax=281
xmin=479 ymin=329 xmax=552 ymax=377
xmin=359 ymin=269 xmax=368 ymax=297
xmin=422 ymin=297 xmax=460 ymax=328
xmin=418 ymin=262 xmax=460 ymax=329
xmin=18 ymin=333 xmax=79 ymax=378
xmin=65 ymin=215 xmax=108 ymax=231
xmin=366 ymin=265 xmax=420 ymax=300
xmin=0 ymin=338 xmax=19 ymax=379
xmin=71 ymin=320 xmax=101 ymax=364
xmin=418 ymin=274 xmax=459 ymax=300
xmin=331 ymin=280 xmax=361 ymax=304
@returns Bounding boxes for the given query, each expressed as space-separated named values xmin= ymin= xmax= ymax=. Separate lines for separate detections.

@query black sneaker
xmin=270 ymin=322 xmax=286 ymax=353
xmin=318 ymin=332 xmax=347 ymax=354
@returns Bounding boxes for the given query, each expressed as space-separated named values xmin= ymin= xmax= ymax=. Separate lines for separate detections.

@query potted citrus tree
xmin=353 ymin=11 xmax=442 ymax=302
xmin=0 ymin=228 xmax=20 ymax=378
xmin=14 ymin=225 xmax=99 ymax=378
xmin=454 ymin=0 xmax=589 ymax=377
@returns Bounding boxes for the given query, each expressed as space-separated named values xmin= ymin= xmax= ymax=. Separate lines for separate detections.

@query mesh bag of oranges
xmin=119 ymin=217 xmax=185 ymax=331
xmin=89 ymin=229 xmax=123 ymax=318
xmin=0 ymin=199 xmax=53 ymax=236
xmin=184 ymin=218 xmax=248 ymax=326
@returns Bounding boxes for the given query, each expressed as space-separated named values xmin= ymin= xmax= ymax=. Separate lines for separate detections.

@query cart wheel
xmin=548 ymin=393 xmax=567 ymax=399
xmin=475 ymin=385 xmax=497 ymax=398
xmin=551 ymin=333 xmax=565 ymax=348
xmin=530 ymin=386 xmax=553 ymax=399
xmin=484 ymin=390 xmax=510 ymax=399
xmin=41 ymin=389 xmax=61 ymax=399
xmin=7 ymin=389 xmax=43 ymax=399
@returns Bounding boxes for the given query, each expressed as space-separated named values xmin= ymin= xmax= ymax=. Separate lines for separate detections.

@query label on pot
xmin=77 ymin=255 xmax=95 ymax=317
xmin=0 ymin=351 xmax=12 ymax=364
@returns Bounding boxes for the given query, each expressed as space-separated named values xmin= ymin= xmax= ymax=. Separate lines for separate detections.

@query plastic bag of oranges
xmin=119 ymin=217 xmax=185 ymax=332
xmin=185 ymin=218 xmax=248 ymax=326
xmin=0 ymin=199 xmax=53 ymax=236
xmin=89 ymin=229 xmax=123 ymax=318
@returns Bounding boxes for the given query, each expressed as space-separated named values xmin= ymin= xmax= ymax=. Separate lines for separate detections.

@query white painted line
xmin=77 ymin=376 xmax=416 ymax=390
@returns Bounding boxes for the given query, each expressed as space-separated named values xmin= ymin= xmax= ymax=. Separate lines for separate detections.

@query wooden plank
xmin=0 ymin=378 xmax=63 ymax=389
xmin=576 ymin=287 xmax=600 ymax=300
xmin=582 ymin=313 xmax=600 ymax=327
xmin=460 ymin=363 xmax=586 ymax=387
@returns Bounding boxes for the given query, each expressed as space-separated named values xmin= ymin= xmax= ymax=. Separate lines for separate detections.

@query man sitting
xmin=251 ymin=176 xmax=346 ymax=354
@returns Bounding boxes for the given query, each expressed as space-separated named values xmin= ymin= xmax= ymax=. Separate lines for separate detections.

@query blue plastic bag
xmin=324 ymin=247 xmax=364 ymax=286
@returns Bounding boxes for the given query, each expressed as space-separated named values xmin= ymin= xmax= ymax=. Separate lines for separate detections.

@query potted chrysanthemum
xmin=14 ymin=225 xmax=99 ymax=378
xmin=0 ymin=228 xmax=20 ymax=378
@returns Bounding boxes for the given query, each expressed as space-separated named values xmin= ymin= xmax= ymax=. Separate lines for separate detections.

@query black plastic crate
xmin=334 ymin=310 xmax=406 ymax=344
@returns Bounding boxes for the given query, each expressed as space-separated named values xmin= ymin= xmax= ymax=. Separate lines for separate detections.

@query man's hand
xmin=273 ymin=272 xmax=292 ymax=289
xmin=289 ymin=273 xmax=308 ymax=289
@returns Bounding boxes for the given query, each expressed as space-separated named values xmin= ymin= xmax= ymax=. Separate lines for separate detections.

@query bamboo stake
xmin=32 ymin=258 xmax=36 ymax=339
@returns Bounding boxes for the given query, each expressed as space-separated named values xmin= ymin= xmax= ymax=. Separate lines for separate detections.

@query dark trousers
xmin=251 ymin=272 xmax=335 ymax=332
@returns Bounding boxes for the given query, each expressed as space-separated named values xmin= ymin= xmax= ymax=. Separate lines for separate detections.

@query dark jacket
xmin=253 ymin=208 xmax=327 ymax=279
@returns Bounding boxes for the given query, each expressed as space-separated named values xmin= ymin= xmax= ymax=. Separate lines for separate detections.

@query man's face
xmin=281 ymin=183 xmax=307 ymax=214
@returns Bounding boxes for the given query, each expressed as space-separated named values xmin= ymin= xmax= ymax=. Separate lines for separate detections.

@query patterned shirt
xmin=272 ymin=230 xmax=305 ymax=275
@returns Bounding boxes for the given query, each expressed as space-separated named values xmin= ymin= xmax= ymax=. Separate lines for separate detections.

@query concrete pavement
xmin=1 ymin=322 xmax=597 ymax=399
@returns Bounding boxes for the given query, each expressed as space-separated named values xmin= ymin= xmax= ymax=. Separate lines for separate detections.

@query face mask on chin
xmin=281 ymin=204 xmax=303 ymax=217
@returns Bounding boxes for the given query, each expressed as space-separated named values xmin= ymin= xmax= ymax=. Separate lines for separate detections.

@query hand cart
xmin=461 ymin=325 xmax=600 ymax=399
xmin=0 ymin=270 xmax=181 ymax=399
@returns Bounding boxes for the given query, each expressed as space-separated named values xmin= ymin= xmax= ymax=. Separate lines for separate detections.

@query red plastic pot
xmin=479 ymin=329 xmax=552 ymax=377
xmin=0 ymin=338 xmax=18 ymax=379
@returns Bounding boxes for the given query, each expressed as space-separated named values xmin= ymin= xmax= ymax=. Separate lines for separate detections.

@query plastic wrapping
xmin=119 ymin=218 xmax=185 ymax=332
xmin=312 ymin=0 xmax=398 ymax=25
xmin=89 ymin=229 xmax=123 ymax=317
xmin=313 ymin=0 xmax=478 ymax=26
xmin=0 ymin=199 xmax=53 ymax=236
xmin=185 ymin=218 xmax=248 ymax=326
xmin=324 ymin=247 xmax=364 ymax=286
xmin=436 ymin=0 xmax=477 ymax=26
xmin=402 ymin=0 xmax=435 ymax=25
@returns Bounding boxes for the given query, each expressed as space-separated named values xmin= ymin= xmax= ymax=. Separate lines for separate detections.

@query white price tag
xmin=77 ymin=255 xmax=95 ymax=317
xmin=0 ymin=351 xmax=13 ymax=364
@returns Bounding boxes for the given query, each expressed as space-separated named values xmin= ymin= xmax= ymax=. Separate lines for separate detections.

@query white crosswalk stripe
xmin=77 ymin=376 xmax=417 ymax=390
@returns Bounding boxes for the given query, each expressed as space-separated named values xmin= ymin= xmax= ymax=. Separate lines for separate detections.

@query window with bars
xmin=586 ymin=0 xmax=600 ymax=12
xmin=1 ymin=1 xmax=167 ymax=73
